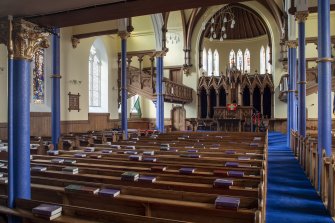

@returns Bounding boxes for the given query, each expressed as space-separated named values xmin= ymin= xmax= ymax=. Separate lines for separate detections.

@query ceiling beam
xmin=26 ymin=0 xmax=263 ymax=28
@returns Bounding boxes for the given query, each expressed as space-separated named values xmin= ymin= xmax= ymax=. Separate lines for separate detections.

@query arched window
xmin=202 ymin=48 xmax=207 ymax=73
xmin=214 ymin=50 xmax=220 ymax=76
xmin=208 ymin=48 xmax=213 ymax=76
xmin=229 ymin=50 xmax=236 ymax=68
xmin=32 ymin=49 xmax=45 ymax=104
xmin=237 ymin=49 xmax=243 ymax=71
xmin=266 ymin=46 xmax=272 ymax=73
xmin=244 ymin=49 xmax=251 ymax=73
xmin=89 ymin=38 xmax=109 ymax=112
xmin=260 ymin=46 xmax=266 ymax=74
xmin=89 ymin=46 xmax=101 ymax=107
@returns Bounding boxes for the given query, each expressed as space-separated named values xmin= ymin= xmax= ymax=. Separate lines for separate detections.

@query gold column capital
xmin=12 ymin=19 xmax=50 ymax=60
xmin=295 ymin=11 xmax=309 ymax=22
xmin=118 ymin=31 xmax=130 ymax=40
xmin=286 ymin=40 xmax=298 ymax=48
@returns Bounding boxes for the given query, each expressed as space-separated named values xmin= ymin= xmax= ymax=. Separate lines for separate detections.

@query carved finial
xmin=118 ymin=31 xmax=130 ymax=40
xmin=10 ymin=19 xmax=50 ymax=60
xmin=71 ymin=37 xmax=80 ymax=48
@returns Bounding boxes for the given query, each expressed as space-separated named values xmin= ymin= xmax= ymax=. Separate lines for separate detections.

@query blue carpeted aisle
xmin=266 ymin=132 xmax=334 ymax=223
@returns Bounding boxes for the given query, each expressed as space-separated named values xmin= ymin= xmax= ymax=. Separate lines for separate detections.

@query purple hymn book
xmin=101 ymin=150 xmax=113 ymax=154
xmin=74 ymin=153 xmax=86 ymax=158
xmin=125 ymin=150 xmax=138 ymax=155
xmin=47 ymin=150 xmax=59 ymax=156
xmin=213 ymin=179 xmax=234 ymax=187
xmin=143 ymin=157 xmax=157 ymax=162
xmin=32 ymin=204 xmax=62 ymax=216
xmin=225 ymin=150 xmax=236 ymax=155
xmin=227 ymin=171 xmax=244 ymax=177
xmin=215 ymin=196 xmax=240 ymax=209
xmin=84 ymin=147 xmax=95 ymax=152
xmin=51 ymin=158 xmax=64 ymax=164
xmin=179 ymin=167 xmax=195 ymax=174
xmin=187 ymin=149 xmax=198 ymax=153
xmin=225 ymin=162 xmax=239 ymax=167
xmin=98 ymin=188 xmax=121 ymax=197
xmin=129 ymin=155 xmax=142 ymax=161
xmin=138 ymin=175 xmax=157 ymax=183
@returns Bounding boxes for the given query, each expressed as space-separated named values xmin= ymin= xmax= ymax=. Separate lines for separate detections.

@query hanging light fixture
xmin=203 ymin=5 xmax=235 ymax=41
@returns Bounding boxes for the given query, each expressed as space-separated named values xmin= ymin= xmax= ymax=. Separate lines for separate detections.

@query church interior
xmin=0 ymin=0 xmax=334 ymax=222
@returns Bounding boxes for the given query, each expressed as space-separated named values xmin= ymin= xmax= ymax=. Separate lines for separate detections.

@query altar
xmin=213 ymin=106 xmax=253 ymax=132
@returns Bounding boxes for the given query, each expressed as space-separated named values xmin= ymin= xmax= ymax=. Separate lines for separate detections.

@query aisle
xmin=266 ymin=132 xmax=334 ymax=223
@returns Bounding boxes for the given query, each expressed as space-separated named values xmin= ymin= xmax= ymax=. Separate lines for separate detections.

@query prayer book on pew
xmin=143 ymin=157 xmax=157 ymax=162
xmin=179 ymin=167 xmax=195 ymax=174
xmin=32 ymin=204 xmax=62 ymax=217
xmin=215 ymin=196 xmax=240 ymax=210
xmin=98 ymin=188 xmax=121 ymax=197
xmin=0 ymin=177 xmax=7 ymax=184
xmin=225 ymin=150 xmax=236 ymax=155
xmin=62 ymin=167 xmax=79 ymax=174
xmin=253 ymin=137 xmax=261 ymax=141
xmin=227 ymin=171 xmax=244 ymax=177
xmin=129 ymin=155 xmax=142 ymax=161
xmin=132 ymin=137 xmax=140 ymax=141
xmin=225 ymin=162 xmax=239 ymax=167
xmin=151 ymin=166 xmax=167 ymax=172
xmin=160 ymin=147 xmax=170 ymax=151
xmin=63 ymin=159 xmax=76 ymax=165
xmin=187 ymin=149 xmax=198 ymax=153
xmin=125 ymin=145 xmax=136 ymax=150
xmin=51 ymin=158 xmax=64 ymax=164
xmin=211 ymin=144 xmax=221 ymax=147
xmin=121 ymin=172 xmax=139 ymax=181
xmin=34 ymin=212 xmax=62 ymax=220
xmin=84 ymin=147 xmax=95 ymax=152
xmin=249 ymin=142 xmax=259 ymax=147
xmin=31 ymin=166 xmax=47 ymax=172
xmin=238 ymin=156 xmax=251 ymax=161
xmin=160 ymin=143 xmax=170 ymax=148
xmin=101 ymin=149 xmax=113 ymax=154
xmin=90 ymin=154 xmax=102 ymax=159
xmin=138 ymin=175 xmax=157 ymax=183
xmin=111 ymin=145 xmax=121 ymax=149
xmin=180 ymin=154 xmax=201 ymax=158
xmin=64 ymin=184 xmax=100 ymax=195
xmin=47 ymin=150 xmax=59 ymax=156
xmin=143 ymin=151 xmax=155 ymax=156
xmin=74 ymin=153 xmax=86 ymax=158
xmin=213 ymin=179 xmax=234 ymax=188
xmin=125 ymin=150 xmax=138 ymax=155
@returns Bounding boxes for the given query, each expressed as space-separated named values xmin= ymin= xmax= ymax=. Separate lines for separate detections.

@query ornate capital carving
xmin=286 ymin=40 xmax=298 ymax=48
xmin=12 ymin=19 xmax=50 ymax=60
xmin=295 ymin=11 xmax=309 ymax=22
xmin=118 ymin=31 xmax=130 ymax=40
xmin=71 ymin=37 xmax=80 ymax=48
xmin=155 ymin=47 xmax=169 ymax=58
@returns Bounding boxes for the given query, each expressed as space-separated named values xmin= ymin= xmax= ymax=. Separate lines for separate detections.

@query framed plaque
xmin=68 ymin=92 xmax=80 ymax=112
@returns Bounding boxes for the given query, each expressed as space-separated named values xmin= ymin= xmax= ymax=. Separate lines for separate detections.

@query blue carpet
xmin=266 ymin=132 xmax=334 ymax=223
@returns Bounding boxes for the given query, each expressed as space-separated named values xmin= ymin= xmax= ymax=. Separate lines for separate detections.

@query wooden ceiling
xmin=204 ymin=5 xmax=267 ymax=40
xmin=23 ymin=0 xmax=271 ymax=28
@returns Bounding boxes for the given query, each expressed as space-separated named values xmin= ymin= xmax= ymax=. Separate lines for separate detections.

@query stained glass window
xmin=237 ymin=49 xmax=243 ymax=71
xmin=229 ymin=50 xmax=236 ymax=68
xmin=260 ymin=46 xmax=266 ymax=74
xmin=266 ymin=45 xmax=272 ymax=73
xmin=32 ymin=49 xmax=45 ymax=104
xmin=89 ymin=46 xmax=102 ymax=107
xmin=202 ymin=48 xmax=207 ymax=73
xmin=244 ymin=49 xmax=251 ymax=73
xmin=213 ymin=50 xmax=219 ymax=76
xmin=208 ymin=48 xmax=213 ymax=76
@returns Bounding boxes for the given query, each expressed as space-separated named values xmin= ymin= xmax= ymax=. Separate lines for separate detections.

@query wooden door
xmin=171 ymin=106 xmax=186 ymax=131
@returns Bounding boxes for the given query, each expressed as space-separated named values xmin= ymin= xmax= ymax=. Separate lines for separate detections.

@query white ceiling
xmin=0 ymin=0 xmax=125 ymax=17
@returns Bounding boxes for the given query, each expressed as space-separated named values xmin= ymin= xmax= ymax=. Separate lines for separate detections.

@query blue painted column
xmin=156 ymin=56 xmax=164 ymax=133
xmin=120 ymin=32 xmax=128 ymax=139
xmin=6 ymin=21 xmax=50 ymax=222
xmin=317 ymin=0 xmax=332 ymax=186
xmin=51 ymin=29 xmax=61 ymax=149
xmin=6 ymin=16 xmax=14 ymax=210
xmin=296 ymin=12 xmax=308 ymax=138
xmin=286 ymin=41 xmax=298 ymax=147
